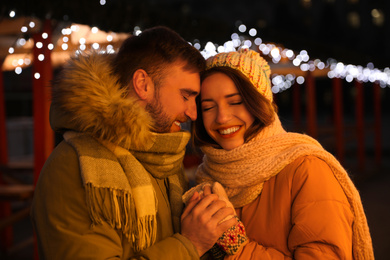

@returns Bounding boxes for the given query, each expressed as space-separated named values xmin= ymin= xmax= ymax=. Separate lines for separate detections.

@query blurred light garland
xmin=197 ymin=23 xmax=390 ymax=93
xmin=5 ymin=16 xmax=390 ymax=92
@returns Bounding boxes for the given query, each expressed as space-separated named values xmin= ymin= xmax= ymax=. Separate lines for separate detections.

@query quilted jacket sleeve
xmin=224 ymin=156 xmax=354 ymax=260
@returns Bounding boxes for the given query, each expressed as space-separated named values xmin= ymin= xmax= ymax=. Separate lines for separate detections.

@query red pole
xmin=332 ymin=78 xmax=345 ymax=164
xmin=355 ymin=80 xmax=365 ymax=170
xmin=32 ymin=19 xmax=54 ymax=186
xmin=306 ymin=72 xmax=317 ymax=138
xmin=292 ymin=82 xmax=301 ymax=132
xmin=32 ymin=19 xmax=55 ymax=260
xmin=373 ymin=82 xmax=382 ymax=166
xmin=0 ymin=59 xmax=7 ymax=166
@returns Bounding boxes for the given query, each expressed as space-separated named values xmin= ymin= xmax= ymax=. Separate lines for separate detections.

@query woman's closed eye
xmin=230 ymin=101 xmax=243 ymax=106
xmin=202 ymin=105 xmax=214 ymax=112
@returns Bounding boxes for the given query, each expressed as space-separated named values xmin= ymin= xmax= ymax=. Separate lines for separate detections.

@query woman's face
xmin=200 ymin=72 xmax=255 ymax=150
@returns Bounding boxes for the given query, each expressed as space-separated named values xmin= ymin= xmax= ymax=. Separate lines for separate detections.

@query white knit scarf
xmin=196 ymin=115 xmax=374 ymax=260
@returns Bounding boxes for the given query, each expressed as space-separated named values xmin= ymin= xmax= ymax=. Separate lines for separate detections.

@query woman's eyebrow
xmin=201 ymin=93 xmax=240 ymax=103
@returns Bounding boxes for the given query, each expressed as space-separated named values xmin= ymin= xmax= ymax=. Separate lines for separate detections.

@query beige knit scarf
xmin=64 ymin=130 xmax=190 ymax=252
xmin=196 ymin=115 xmax=374 ymax=260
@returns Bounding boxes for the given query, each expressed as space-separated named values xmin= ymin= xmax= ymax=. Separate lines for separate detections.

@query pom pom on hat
xmin=205 ymin=49 xmax=273 ymax=102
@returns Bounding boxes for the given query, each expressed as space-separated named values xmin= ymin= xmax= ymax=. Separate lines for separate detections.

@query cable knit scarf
xmin=64 ymin=130 xmax=190 ymax=252
xmin=196 ymin=115 xmax=374 ymax=260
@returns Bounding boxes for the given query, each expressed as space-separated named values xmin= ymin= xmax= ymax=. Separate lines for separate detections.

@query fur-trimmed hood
xmin=50 ymin=52 xmax=153 ymax=149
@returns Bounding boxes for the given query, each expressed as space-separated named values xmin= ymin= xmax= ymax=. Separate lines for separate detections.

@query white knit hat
xmin=206 ymin=49 xmax=273 ymax=102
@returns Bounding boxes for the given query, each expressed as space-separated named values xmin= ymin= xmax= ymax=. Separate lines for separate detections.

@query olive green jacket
xmin=31 ymin=53 xmax=199 ymax=259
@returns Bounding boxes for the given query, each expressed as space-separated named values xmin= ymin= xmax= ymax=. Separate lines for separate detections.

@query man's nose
xmin=186 ymin=99 xmax=197 ymax=121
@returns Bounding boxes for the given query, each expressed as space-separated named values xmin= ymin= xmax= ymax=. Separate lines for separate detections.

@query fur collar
xmin=50 ymin=52 xmax=153 ymax=149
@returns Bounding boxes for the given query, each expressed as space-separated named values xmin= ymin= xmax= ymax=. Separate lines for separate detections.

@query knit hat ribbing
xmin=206 ymin=49 xmax=273 ymax=102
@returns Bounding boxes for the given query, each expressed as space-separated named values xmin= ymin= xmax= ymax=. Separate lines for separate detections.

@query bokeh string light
xmin=4 ymin=16 xmax=390 ymax=92
xmin=197 ymin=22 xmax=390 ymax=93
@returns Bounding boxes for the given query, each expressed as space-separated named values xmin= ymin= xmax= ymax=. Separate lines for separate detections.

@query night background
xmin=0 ymin=0 xmax=389 ymax=259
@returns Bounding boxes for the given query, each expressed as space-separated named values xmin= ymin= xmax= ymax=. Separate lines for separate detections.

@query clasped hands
xmin=181 ymin=182 xmax=248 ymax=257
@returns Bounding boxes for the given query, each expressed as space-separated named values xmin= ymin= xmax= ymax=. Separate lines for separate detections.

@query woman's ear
xmin=132 ymin=69 xmax=153 ymax=100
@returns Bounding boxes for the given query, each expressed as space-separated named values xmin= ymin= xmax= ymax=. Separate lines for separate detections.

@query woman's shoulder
xmin=277 ymin=155 xmax=349 ymax=204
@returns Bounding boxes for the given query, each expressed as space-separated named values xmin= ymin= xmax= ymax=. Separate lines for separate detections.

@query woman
xmin=189 ymin=49 xmax=374 ymax=259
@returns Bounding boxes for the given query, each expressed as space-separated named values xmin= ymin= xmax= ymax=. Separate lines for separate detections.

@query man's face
xmin=145 ymin=63 xmax=200 ymax=133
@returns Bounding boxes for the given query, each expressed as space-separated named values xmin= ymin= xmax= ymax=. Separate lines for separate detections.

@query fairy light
xmin=286 ymin=49 xmax=294 ymax=59
xmin=243 ymin=40 xmax=252 ymax=48
xmin=34 ymin=73 xmax=40 ymax=79
xmin=17 ymin=38 xmax=26 ymax=46
xmin=223 ymin=41 xmax=235 ymax=52
xmin=201 ymin=41 xmax=217 ymax=59
xmin=61 ymin=28 xmax=72 ymax=35
xmin=3 ymin=21 xmax=388 ymax=89
xmin=106 ymin=45 xmax=114 ymax=53
xmin=238 ymin=24 xmax=247 ymax=33
xmin=38 ymin=54 xmax=45 ymax=61
xmin=92 ymin=43 xmax=100 ymax=49
xmin=249 ymin=28 xmax=257 ymax=37
xmin=71 ymin=25 xmax=79 ymax=32
xmin=79 ymin=38 xmax=86 ymax=45
xmin=271 ymin=74 xmax=294 ymax=94
xmin=296 ymin=76 xmax=305 ymax=84
xmin=254 ymin=37 xmax=262 ymax=45
xmin=15 ymin=67 xmax=22 ymax=74
xmin=270 ymin=47 xmax=280 ymax=59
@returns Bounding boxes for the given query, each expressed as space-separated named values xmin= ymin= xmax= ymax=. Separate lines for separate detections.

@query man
xmin=31 ymin=26 xmax=236 ymax=259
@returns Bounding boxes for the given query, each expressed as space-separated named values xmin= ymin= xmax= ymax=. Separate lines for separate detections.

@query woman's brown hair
xmin=192 ymin=66 xmax=277 ymax=148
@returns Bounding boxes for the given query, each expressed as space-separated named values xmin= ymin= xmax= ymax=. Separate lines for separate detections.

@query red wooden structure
xmin=0 ymin=58 xmax=13 ymax=252
xmin=0 ymin=19 xmax=54 ymax=257
xmin=32 ymin=19 xmax=54 ymax=185
xmin=332 ymin=77 xmax=345 ymax=164
xmin=355 ymin=80 xmax=365 ymax=170
xmin=305 ymin=71 xmax=317 ymax=138
xmin=373 ymin=82 xmax=382 ymax=165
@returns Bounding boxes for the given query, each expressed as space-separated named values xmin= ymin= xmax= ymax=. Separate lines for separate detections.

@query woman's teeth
xmin=218 ymin=126 xmax=240 ymax=135
xmin=174 ymin=121 xmax=181 ymax=126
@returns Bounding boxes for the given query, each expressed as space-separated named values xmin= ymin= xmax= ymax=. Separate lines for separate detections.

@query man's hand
xmin=180 ymin=185 xmax=237 ymax=257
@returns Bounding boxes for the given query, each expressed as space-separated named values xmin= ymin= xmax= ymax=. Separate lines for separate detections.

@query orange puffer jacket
xmin=230 ymin=155 xmax=354 ymax=259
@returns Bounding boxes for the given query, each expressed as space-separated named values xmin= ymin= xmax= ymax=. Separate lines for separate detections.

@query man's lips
xmin=170 ymin=120 xmax=182 ymax=132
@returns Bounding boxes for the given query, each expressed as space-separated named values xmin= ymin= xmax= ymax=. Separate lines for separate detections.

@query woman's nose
xmin=215 ymin=106 xmax=231 ymax=124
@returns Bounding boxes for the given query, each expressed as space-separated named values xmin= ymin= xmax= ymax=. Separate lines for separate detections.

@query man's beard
xmin=145 ymin=96 xmax=172 ymax=133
